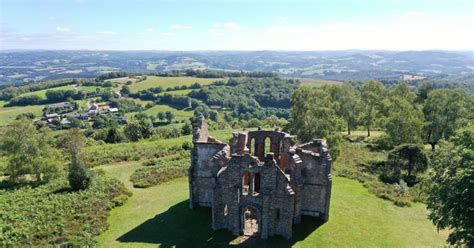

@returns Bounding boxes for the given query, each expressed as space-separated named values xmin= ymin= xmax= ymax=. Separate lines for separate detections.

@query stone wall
xmin=189 ymin=122 xmax=332 ymax=239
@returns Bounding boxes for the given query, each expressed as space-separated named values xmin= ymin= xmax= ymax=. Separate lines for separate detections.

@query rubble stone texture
xmin=189 ymin=115 xmax=332 ymax=239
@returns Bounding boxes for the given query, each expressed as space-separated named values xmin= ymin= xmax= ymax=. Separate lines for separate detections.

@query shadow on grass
xmin=117 ymin=200 xmax=324 ymax=247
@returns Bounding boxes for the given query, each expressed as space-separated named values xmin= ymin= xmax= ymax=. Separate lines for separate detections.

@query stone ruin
xmin=188 ymin=115 xmax=332 ymax=239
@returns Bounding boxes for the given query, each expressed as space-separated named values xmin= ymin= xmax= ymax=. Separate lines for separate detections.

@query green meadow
xmin=0 ymin=100 xmax=45 ymax=126
xmin=128 ymin=76 xmax=222 ymax=93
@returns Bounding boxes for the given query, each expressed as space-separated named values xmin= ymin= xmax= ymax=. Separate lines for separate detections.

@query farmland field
xmin=158 ymin=89 xmax=192 ymax=96
xmin=293 ymin=78 xmax=343 ymax=87
xmin=0 ymin=100 xmax=45 ymax=126
xmin=128 ymin=76 xmax=222 ymax=93
xmin=142 ymin=104 xmax=193 ymax=121
xmin=19 ymin=85 xmax=102 ymax=98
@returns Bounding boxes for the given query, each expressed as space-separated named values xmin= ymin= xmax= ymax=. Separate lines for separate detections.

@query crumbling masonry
xmin=188 ymin=115 xmax=332 ymax=239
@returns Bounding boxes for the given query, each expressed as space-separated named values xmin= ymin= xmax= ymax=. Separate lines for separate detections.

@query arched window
xmin=265 ymin=137 xmax=271 ymax=154
xmin=224 ymin=204 xmax=228 ymax=216
xmin=253 ymin=173 xmax=261 ymax=196
xmin=242 ymin=171 xmax=250 ymax=195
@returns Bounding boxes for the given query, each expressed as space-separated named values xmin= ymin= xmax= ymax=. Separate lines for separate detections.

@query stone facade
xmin=189 ymin=115 xmax=332 ymax=239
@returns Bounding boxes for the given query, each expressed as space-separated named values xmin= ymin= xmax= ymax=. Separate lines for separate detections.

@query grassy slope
xmin=128 ymin=76 xmax=221 ymax=93
xmin=0 ymin=100 xmax=45 ymax=126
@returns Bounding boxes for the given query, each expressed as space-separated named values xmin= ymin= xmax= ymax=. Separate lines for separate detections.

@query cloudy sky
xmin=1 ymin=0 xmax=473 ymax=50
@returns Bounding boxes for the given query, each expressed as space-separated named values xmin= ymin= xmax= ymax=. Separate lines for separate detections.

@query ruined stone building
xmin=188 ymin=115 xmax=332 ymax=239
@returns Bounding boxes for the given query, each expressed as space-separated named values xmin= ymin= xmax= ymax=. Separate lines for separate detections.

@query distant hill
xmin=0 ymin=50 xmax=473 ymax=85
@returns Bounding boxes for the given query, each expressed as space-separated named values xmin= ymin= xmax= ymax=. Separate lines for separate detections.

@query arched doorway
xmin=242 ymin=206 xmax=260 ymax=236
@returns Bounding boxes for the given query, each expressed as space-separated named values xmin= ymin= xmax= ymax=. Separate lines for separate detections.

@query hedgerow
xmin=0 ymin=172 xmax=131 ymax=246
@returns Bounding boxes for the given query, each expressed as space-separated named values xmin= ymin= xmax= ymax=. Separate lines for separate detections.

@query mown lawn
xmin=95 ymin=163 xmax=448 ymax=247
xmin=128 ymin=76 xmax=222 ymax=93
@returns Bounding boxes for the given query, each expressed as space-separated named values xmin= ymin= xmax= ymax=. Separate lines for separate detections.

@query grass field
xmin=128 ymin=76 xmax=222 ymax=93
xmin=21 ymin=85 xmax=76 ymax=98
xmin=158 ymin=89 xmax=193 ymax=96
xmin=19 ymin=85 xmax=102 ymax=98
xmin=142 ymin=104 xmax=193 ymax=121
xmin=0 ymin=100 xmax=45 ymax=126
xmin=292 ymin=78 xmax=343 ymax=87
xmin=95 ymin=162 xmax=448 ymax=247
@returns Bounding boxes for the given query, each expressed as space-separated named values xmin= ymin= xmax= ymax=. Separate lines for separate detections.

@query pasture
xmin=128 ymin=76 xmax=222 ymax=93
xmin=142 ymin=104 xmax=193 ymax=121
xmin=293 ymin=78 xmax=343 ymax=87
xmin=0 ymin=101 xmax=45 ymax=126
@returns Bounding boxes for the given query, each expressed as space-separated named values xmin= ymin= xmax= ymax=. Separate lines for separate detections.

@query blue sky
xmin=1 ymin=0 xmax=473 ymax=50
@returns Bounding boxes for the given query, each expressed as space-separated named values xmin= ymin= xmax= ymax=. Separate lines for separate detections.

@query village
xmin=41 ymin=91 xmax=126 ymax=130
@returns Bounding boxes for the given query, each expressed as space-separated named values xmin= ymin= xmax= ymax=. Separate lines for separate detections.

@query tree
xmin=209 ymin=111 xmax=218 ymax=121
xmin=288 ymin=87 xmax=342 ymax=161
xmin=165 ymin=111 xmax=175 ymax=123
xmin=181 ymin=121 xmax=193 ymax=135
xmin=0 ymin=118 xmax=62 ymax=182
xmin=157 ymin=112 xmax=166 ymax=122
xmin=105 ymin=127 xmax=122 ymax=143
xmin=384 ymin=97 xmax=424 ymax=147
xmin=62 ymin=129 xmax=91 ymax=190
xmin=123 ymin=121 xmax=142 ymax=142
xmin=422 ymin=89 xmax=471 ymax=150
xmin=120 ymin=85 xmax=131 ymax=96
xmin=360 ymin=80 xmax=385 ymax=136
xmin=427 ymin=125 xmax=474 ymax=246
xmin=387 ymin=144 xmax=428 ymax=185
xmin=289 ymin=86 xmax=341 ymax=142
xmin=326 ymin=84 xmax=361 ymax=135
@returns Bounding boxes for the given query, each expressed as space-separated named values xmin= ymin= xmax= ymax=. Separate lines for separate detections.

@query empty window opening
xmin=243 ymin=207 xmax=259 ymax=236
xmin=242 ymin=171 xmax=250 ymax=195
xmin=265 ymin=137 xmax=271 ymax=154
xmin=224 ymin=204 xmax=228 ymax=216
xmin=275 ymin=208 xmax=280 ymax=221
xmin=253 ymin=173 xmax=261 ymax=196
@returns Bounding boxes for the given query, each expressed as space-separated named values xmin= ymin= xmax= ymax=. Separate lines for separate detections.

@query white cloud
xmin=55 ymin=26 xmax=71 ymax=32
xmin=171 ymin=24 xmax=192 ymax=30
xmin=145 ymin=27 xmax=154 ymax=33
xmin=252 ymin=13 xmax=474 ymax=50
xmin=97 ymin=30 xmax=119 ymax=35
xmin=161 ymin=32 xmax=174 ymax=36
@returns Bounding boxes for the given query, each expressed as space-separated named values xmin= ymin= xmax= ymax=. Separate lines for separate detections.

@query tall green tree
xmin=360 ymin=80 xmax=385 ymax=137
xmin=387 ymin=144 xmax=428 ymax=185
xmin=423 ymin=89 xmax=471 ymax=150
xmin=427 ymin=125 xmax=474 ymax=247
xmin=165 ymin=111 xmax=175 ymax=123
xmin=326 ymin=84 xmax=361 ymax=135
xmin=289 ymin=86 xmax=341 ymax=142
xmin=61 ymin=129 xmax=91 ymax=190
xmin=0 ymin=118 xmax=62 ymax=182
xmin=384 ymin=97 xmax=424 ymax=147
xmin=289 ymin=86 xmax=343 ymax=160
